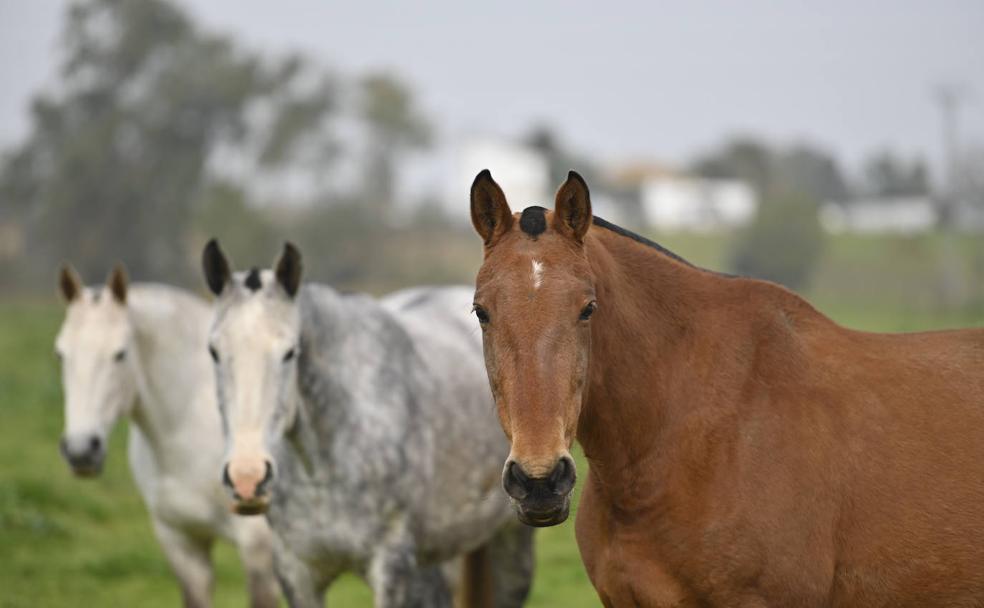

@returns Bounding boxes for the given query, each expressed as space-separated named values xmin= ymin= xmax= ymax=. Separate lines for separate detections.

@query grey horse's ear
xmin=106 ymin=263 xmax=128 ymax=304
xmin=202 ymin=239 xmax=232 ymax=296
xmin=59 ymin=264 xmax=83 ymax=302
xmin=275 ymin=242 xmax=302 ymax=298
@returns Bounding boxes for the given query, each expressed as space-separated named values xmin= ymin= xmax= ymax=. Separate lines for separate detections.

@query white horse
xmin=55 ymin=264 xmax=279 ymax=608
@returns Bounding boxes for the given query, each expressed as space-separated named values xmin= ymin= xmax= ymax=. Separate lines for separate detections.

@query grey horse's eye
xmin=208 ymin=345 xmax=219 ymax=363
xmin=113 ymin=349 xmax=126 ymax=362
xmin=283 ymin=348 xmax=296 ymax=363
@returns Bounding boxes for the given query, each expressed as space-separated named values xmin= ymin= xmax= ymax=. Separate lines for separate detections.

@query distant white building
xmin=444 ymin=138 xmax=550 ymax=221
xmin=639 ymin=176 xmax=757 ymax=233
xmin=819 ymin=197 xmax=937 ymax=235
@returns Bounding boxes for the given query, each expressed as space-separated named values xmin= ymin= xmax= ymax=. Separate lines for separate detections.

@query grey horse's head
xmin=201 ymin=239 xmax=303 ymax=515
xmin=54 ymin=264 xmax=138 ymax=477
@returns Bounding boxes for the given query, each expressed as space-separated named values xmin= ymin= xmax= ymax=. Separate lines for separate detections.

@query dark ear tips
xmin=553 ymin=170 xmax=593 ymax=242
xmin=470 ymin=169 xmax=494 ymax=192
xmin=59 ymin=264 xmax=82 ymax=302
xmin=470 ymin=169 xmax=513 ymax=245
xmin=275 ymin=242 xmax=302 ymax=298
xmin=107 ymin=263 xmax=128 ymax=303
xmin=202 ymin=238 xmax=231 ymax=296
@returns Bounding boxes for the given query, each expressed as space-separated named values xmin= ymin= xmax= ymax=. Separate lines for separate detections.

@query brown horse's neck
xmin=576 ymin=225 xmax=747 ymax=511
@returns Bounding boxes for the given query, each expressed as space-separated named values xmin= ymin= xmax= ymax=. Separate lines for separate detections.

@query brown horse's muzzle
xmin=502 ymin=456 xmax=576 ymax=527
xmin=222 ymin=459 xmax=273 ymax=515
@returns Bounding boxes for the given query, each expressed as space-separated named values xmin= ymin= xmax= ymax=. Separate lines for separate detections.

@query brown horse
xmin=468 ymin=169 xmax=984 ymax=607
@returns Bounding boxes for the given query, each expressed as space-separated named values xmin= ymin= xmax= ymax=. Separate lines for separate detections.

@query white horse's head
xmin=54 ymin=264 xmax=138 ymax=477
xmin=201 ymin=239 xmax=303 ymax=515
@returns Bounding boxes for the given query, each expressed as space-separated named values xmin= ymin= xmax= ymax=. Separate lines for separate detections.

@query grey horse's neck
xmin=282 ymin=284 xmax=426 ymax=479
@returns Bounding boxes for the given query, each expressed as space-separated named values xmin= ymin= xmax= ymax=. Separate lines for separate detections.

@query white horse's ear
xmin=106 ymin=263 xmax=128 ymax=304
xmin=59 ymin=264 xmax=83 ymax=303
xmin=275 ymin=242 xmax=303 ymax=298
xmin=202 ymin=239 xmax=232 ymax=296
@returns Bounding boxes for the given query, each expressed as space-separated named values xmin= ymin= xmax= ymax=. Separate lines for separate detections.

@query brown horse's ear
xmin=553 ymin=170 xmax=592 ymax=242
xmin=106 ymin=263 xmax=128 ymax=304
xmin=202 ymin=239 xmax=232 ymax=296
xmin=59 ymin=264 xmax=83 ymax=303
xmin=470 ymin=169 xmax=513 ymax=246
xmin=275 ymin=242 xmax=303 ymax=298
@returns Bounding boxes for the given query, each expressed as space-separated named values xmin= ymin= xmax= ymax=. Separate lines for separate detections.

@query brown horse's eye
xmin=473 ymin=305 xmax=490 ymax=325
xmin=579 ymin=301 xmax=597 ymax=321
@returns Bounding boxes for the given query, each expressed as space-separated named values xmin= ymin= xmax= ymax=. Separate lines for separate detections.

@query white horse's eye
xmin=113 ymin=349 xmax=126 ymax=362
xmin=283 ymin=348 xmax=296 ymax=363
xmin=208 ymin=345 xmax=220 ymax=363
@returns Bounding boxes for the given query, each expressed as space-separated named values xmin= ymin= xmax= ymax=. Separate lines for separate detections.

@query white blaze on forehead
xmin=531 ymin=259 xmax=545 ymax=290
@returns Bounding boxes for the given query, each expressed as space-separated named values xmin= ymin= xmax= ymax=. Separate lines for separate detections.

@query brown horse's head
xmin=470 ymin=169 xmax=596 ymax=527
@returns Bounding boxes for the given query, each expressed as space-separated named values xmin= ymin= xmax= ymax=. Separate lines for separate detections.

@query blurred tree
xmin=524 ymin=124 xmax=592 ymax=186
xmin=523 ymin=124 xmax=645 ymax=222
xmin=192 ymin=180 xmax=281 ymax=266
xmin=358 ymin=74 xmax=430 ymax=211
xmin=692 ymin=137 xmax=849 ymax=203
xmin=0 ymin=0 xmax=339 ymax=284
xmin=861 ymin=151 xmax=930 ymax=198
xmin=692 ymin=137 xmax=773 ymax=195
xmin=729 ymin=192 xmax=825 ymax=290
xmin=773 ymin=145 xmax=850 ymax=204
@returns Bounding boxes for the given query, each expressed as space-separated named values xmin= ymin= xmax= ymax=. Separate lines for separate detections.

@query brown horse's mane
xmin=590 ymin=213 xmax=738 ymax=279
xmin=591 ymin=215 xmax=694 ymax=267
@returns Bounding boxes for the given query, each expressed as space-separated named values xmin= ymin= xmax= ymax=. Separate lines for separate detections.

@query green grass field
xmin=0 ymin=301 xmax=594 ymax=607
xmin=2 ymin=232 xmax=982 ymax=606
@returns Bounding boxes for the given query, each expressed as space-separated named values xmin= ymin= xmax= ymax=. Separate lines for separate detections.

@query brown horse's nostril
xmin=503 ymin=457 xmax=577 ymax=502
xmin=503 ymin=461 xmax=531 ymax=500
xmin=548 ymin=457 xmax=577 ymax=496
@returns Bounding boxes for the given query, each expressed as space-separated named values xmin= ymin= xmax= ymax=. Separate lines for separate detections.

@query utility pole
xmin=932 ymin=83 xmax=972 ymax=308
xmin=933 ymin=83 xmax=971 ymax=223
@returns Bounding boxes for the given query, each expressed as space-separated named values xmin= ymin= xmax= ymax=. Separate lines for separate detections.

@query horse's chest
xmin=142 ymin=473 xmax=226 ymax=532
xmin=270 ymin=477 xmax=403 ymax=562
xmin=582 ymin=537 xmax=695 ymax=608
xmin=576 ymin=488 xmax=699 ymax=607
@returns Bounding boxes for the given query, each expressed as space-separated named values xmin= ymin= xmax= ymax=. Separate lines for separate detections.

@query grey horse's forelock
xmin=212 ymin=270 xmax=291 ymax=320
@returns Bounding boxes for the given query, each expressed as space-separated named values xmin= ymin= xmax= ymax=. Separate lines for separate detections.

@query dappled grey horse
xmin=54 ymin=264 xmax=278 ymax=608
xmin=201 ymin=240 xmax=534 ymax=607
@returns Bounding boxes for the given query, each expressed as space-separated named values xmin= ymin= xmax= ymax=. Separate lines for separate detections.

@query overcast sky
xmin=1 ymin=0 xmax=982 ymax=179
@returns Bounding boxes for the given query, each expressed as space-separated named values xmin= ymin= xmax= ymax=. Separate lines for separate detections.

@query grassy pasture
xmin=0 ymin=301 xmax=593 ymax=607
xmin=2 ymin=232 xmax=982 ymax=606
